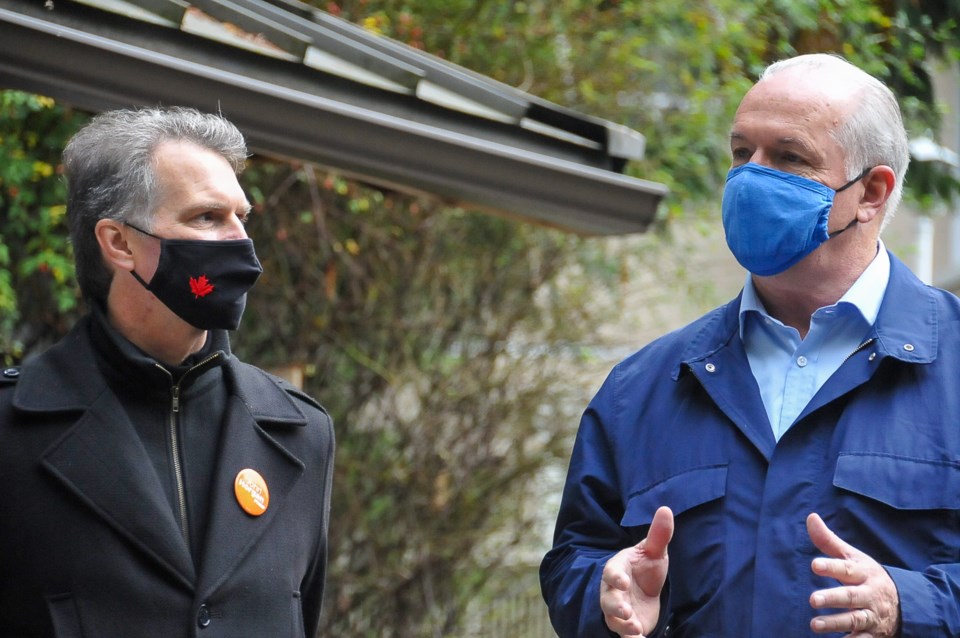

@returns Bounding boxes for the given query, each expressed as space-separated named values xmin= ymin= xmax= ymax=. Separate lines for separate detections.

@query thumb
xmin=643 ymin=506 xmax=674 ymax=558
xmin=806 ymin=512 xmax=853 ymax=559
xmin=634 ymin=506 xmax=673 ymax=598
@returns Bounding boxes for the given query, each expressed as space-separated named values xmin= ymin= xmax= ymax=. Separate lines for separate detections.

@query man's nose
xmin=748 ymin=151 xmax=774 ymax=168
xmin=222 ymin=213 xmax=249 ymax=240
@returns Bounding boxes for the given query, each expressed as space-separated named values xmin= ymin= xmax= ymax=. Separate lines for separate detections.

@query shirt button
xmin=903 ymin=343 xmax=915 ymax=352
xmin=796 ymin=355 xmax=808 ymax=367
xmin=197 ymin=604 xmax=211 ymax=628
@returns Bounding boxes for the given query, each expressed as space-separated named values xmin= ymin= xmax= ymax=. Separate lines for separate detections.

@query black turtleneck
xmin=86 ymin=304 xmax=230 ymax=565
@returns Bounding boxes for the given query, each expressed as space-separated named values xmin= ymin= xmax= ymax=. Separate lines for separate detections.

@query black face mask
xmin=127 ymin=223 xmax=262 ymax=330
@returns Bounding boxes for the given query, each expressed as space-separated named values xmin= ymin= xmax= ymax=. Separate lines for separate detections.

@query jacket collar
xmin=87 ymin=302 xmax=227 ymax=394
xmin=672 ymin=294 xmax=741 ymax=381
xmin=13 ymin=314 xmax=308 ymax=424
xmin=13 ymin=314 xmax=107 ymax=413
xmin=869 ymin=251 xmax=937 ymax=365
xmin=223 ymin=358 xmax=308 ymax=426
xmin=674 ymin=249 xmax=937 ymax=376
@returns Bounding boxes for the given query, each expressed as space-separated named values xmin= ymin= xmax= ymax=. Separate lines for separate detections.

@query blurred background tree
xmin=1 ymin=1 xmax=958 ymax=636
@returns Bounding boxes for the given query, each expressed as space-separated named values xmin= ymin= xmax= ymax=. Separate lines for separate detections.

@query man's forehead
xmin=748 ymin=66 xmax=864 ymax=111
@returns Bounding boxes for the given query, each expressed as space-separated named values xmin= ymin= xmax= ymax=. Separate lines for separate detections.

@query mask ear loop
xmin=123 ymin=222 xmax=159 ymax=287
xmin=835 ymin=166 xmax=873 ymax=193
xmin=124 ymin=222 xmax=158 ymax=238
xmin=827 ymin=167 xmax=873 ymax=238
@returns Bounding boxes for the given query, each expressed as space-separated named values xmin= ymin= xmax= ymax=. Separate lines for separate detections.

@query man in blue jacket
xmin=540 ymin=54 xmax=958 ymax=637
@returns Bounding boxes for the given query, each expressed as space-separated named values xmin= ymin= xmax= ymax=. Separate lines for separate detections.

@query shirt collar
xmin=739 ymin=240 xmax=890 ymax=339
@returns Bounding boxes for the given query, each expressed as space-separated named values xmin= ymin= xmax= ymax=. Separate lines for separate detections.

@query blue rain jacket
xmin=541 ymin=252 xmax=960 ymax=637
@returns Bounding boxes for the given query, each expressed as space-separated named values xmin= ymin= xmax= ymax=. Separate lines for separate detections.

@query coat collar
xmin=869 ymin=251 xmax=938 ymax=365
xmin=13 ymin=314 xmax=309 ymax=424
xmin=13 ymin=314 xmax=106 ymax=413
xmin=675 ymin=250 xmax=938 ymax=374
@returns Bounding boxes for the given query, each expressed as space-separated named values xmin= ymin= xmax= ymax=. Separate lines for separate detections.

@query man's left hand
xmin=806 ymin=513 xmax=900 ymax=637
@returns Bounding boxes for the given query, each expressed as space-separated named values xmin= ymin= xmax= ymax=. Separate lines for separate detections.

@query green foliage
xmin=235 ymin=161 xmax=609 ymax=635
xmin=0 ymin=92 xmax=88 ymax=363
xmin=333 ymin=0 xmax=960 ymax=218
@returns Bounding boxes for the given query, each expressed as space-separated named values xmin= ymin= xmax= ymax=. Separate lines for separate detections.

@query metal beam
xmin=0 ymin=2 xmax=667 ymax=234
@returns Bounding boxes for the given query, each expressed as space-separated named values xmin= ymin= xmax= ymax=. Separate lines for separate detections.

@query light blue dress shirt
xmin=739 ymin=243 xmax=890 ymax=440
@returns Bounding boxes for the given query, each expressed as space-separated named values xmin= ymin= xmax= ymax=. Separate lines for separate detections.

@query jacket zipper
xmin=169 ymin=383 xmax=190 ymax=550
xmin=156 ymin=352 xmax=221 ymax=550
xmin=843 ymin=338 xmax=875 ymax=363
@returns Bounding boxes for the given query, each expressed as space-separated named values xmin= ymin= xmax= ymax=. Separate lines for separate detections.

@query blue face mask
xmin=721 ymin=163 xmax=869 ymax=276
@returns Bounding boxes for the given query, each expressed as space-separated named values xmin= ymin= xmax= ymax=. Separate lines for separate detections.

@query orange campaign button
xmin=234 ymin=468 xmax=270 ymax=516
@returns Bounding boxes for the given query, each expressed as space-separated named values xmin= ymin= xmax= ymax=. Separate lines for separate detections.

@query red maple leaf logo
xmin=189 ymin=274 xmax=215 ymax=298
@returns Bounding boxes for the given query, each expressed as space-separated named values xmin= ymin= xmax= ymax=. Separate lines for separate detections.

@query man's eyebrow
xmin=776 ymin=136 xmax=816 ymax=153
xmin=728 ymin=132 xmax=817 ymax=154
xmin=188 ymin=200 xmax=250 ymax=213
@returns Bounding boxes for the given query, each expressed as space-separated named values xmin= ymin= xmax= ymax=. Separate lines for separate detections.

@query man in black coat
xmin=0 ymin=107 xmax=335 ymax=637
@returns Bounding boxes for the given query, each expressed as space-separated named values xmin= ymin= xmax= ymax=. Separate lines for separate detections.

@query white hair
xmin=760 ymin=54 xmax=910 ymax=227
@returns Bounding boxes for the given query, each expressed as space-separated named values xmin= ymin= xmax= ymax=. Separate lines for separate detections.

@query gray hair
xmin=760 ymin=54 xmax=910 ymax=227
xmin=63 ymin=106 xmax=248 ymax=303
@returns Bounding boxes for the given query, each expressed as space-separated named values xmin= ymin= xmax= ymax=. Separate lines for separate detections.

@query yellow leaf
xmin=33 ymin=161 xmax=54 ymax=178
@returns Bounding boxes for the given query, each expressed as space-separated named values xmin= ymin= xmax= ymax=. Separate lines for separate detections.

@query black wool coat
xmin=0 ymin=317 xmax=334 ymax=637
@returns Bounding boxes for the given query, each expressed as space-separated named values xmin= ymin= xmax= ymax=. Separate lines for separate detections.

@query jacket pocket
xmin=621 ymin=464 xmax=728 ymax=527
xmin=833 ymin=452 xmax=960 ymax=567
xmin=46 ymin=593 xmax=84 ymax=638
xmin=620 ymin=465 xmax=728 ymax=633
xmin=834 ymin=453 xmax=960 ymax=510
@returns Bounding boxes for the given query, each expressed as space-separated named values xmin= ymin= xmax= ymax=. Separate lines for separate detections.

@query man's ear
xmin=94 ymin=218 xmax=135 ymax=273
xmin=858 ymin=165 xmax=896 ymax=224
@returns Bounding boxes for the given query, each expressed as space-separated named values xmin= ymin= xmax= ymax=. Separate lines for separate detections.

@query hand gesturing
xmin=807 ymin=513 xmax=901 ymax=637
xmin=600 ymin=506 xmax=674 ymax=638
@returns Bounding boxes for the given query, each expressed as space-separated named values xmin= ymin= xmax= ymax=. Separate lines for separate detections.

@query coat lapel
xmin=40 ymin=389 xmax=197 ymax=589
xmin=194 ymin=362 xmax=307 ymax=600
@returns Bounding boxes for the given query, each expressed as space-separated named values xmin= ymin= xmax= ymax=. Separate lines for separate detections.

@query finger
xmin=811 ymin=556 xmax=866 ymax=586
xmin=604 ymin=613 xmax=646 ymax=638
xmin=600 ymin=590 xmax=634 ymax=621
xmin=602 ymin=607 xmax=644 ymax=636
xmin=810 ymin=608 xmax=876 ymax=634
xmin=602 ymin=554 xmax=632 ymax=591
xmin=810 ymin=584 xmax=871 ymax=610
xmin=607 ymin=622 xmax=645 ymax=638
xmin=643 ymin=506 xmax=674 ymax=559
xmin=806 ymin=513 xmax=858 ymax=560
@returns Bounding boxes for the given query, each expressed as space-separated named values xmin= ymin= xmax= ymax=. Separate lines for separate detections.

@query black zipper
xmin=155 ymin=352 xmax=221 ymax=549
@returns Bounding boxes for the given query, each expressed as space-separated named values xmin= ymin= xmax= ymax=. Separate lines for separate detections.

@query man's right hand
xmin=600 ymin=506 xmax=674 ymax=638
